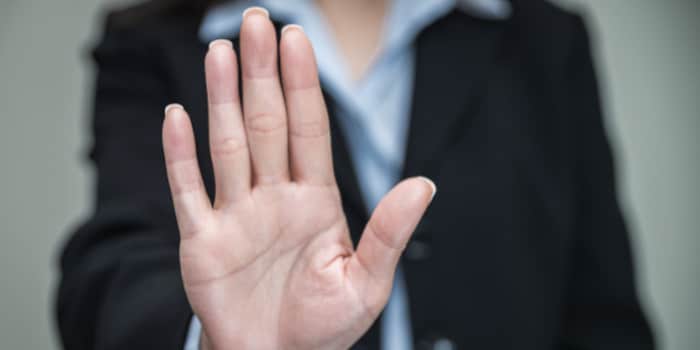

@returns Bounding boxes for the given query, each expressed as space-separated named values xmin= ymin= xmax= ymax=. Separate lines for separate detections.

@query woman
xmin=56 ymin=0 xmax=655 ymax=349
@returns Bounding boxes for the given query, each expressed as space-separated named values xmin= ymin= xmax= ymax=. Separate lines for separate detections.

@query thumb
xmin=348 ymin=177 xmax=436 ymax=314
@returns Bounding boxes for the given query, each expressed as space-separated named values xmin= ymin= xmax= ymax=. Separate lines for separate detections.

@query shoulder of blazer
xmin=509 ymin=0 xmax=590 ymax=63
xmin=99 ymin=0 xmax=203 ymax=37
xmin=90 ymin=0 xmax=204 ymax=70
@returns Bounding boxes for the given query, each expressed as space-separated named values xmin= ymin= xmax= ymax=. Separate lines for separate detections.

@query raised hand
xmin=162 ymin=8 xmax=435 ymax=350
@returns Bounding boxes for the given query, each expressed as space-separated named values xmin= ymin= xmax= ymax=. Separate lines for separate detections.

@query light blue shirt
xmin=187 ymin=1 xmax=510 ymax=349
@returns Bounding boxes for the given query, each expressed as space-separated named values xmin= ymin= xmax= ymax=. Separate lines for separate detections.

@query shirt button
xmin=405 ymin=240 xmax=431 ymax=260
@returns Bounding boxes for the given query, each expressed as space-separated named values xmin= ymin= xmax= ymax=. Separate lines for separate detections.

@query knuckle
xmin=166 ymin=159 xmax=204 ymax=195
xmin=245 ymin=111 xmax=287 ymax=134
xmin=211 ymin=135 xmax=247 ymax=157
xmin=290 ymin=118 xmax=329 ymax=138
xmin=368 ymin=218 xmax=402 ymax=251
xmin=170 ymin=177 xmax=204 ymax=197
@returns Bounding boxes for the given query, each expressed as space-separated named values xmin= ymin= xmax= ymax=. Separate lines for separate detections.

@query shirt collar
xmin=199 ymin=0 xmax=511 ymax=42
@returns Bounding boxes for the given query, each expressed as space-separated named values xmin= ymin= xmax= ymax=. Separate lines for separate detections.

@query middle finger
xmin=240 ymin=7 xmax=290 ymax=186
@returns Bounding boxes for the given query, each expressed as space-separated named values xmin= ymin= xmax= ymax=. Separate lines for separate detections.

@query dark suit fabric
xmin=56 ymin=1 xmax=655 ymax=349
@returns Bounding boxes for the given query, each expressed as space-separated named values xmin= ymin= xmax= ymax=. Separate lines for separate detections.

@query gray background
xmin=0 ymin=0 xmax=698 ymax=348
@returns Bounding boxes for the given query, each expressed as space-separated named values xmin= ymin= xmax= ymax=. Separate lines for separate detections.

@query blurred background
xmin=0 ymin=0 xmax=697 ymax=349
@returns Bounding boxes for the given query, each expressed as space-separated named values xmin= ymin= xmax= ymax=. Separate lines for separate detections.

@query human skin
xmin=162 ymin=8 xmax=435 ymax=350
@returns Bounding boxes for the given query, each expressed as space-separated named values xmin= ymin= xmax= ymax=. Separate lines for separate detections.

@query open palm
xmin=162 ymin=9 xmax=434 ymax=350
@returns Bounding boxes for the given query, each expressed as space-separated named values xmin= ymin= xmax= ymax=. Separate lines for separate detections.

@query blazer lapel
xmin=327 ymin=13 xmax=511 ymax=240
xmin=325 ymin=94 xmax=371 ymax=243
xmin=402 ymin=12 xmax=509 ymax=179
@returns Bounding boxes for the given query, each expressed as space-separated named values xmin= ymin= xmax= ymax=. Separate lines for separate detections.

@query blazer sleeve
xmin=559 ymin=16 xmax=656 ymax=349
xmin=55 ymin=16 xmax=193 ymax=350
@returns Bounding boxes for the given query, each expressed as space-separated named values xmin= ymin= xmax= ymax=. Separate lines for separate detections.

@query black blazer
xmin=56 ymin=1 xmax=655 ymax=349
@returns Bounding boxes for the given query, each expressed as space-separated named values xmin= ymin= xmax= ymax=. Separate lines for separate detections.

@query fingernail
xmin=208 ymin=38 xmax=233 ymax=50
xmin=164 ymin=103 xmax=184 ymax=115
xmin=418 ymin=176 xmax=437 ymax=200
xmin=242 ymin=6 xmax=269 ymax=19
xmin=281 ymin=24 xmax=304 ymax=35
